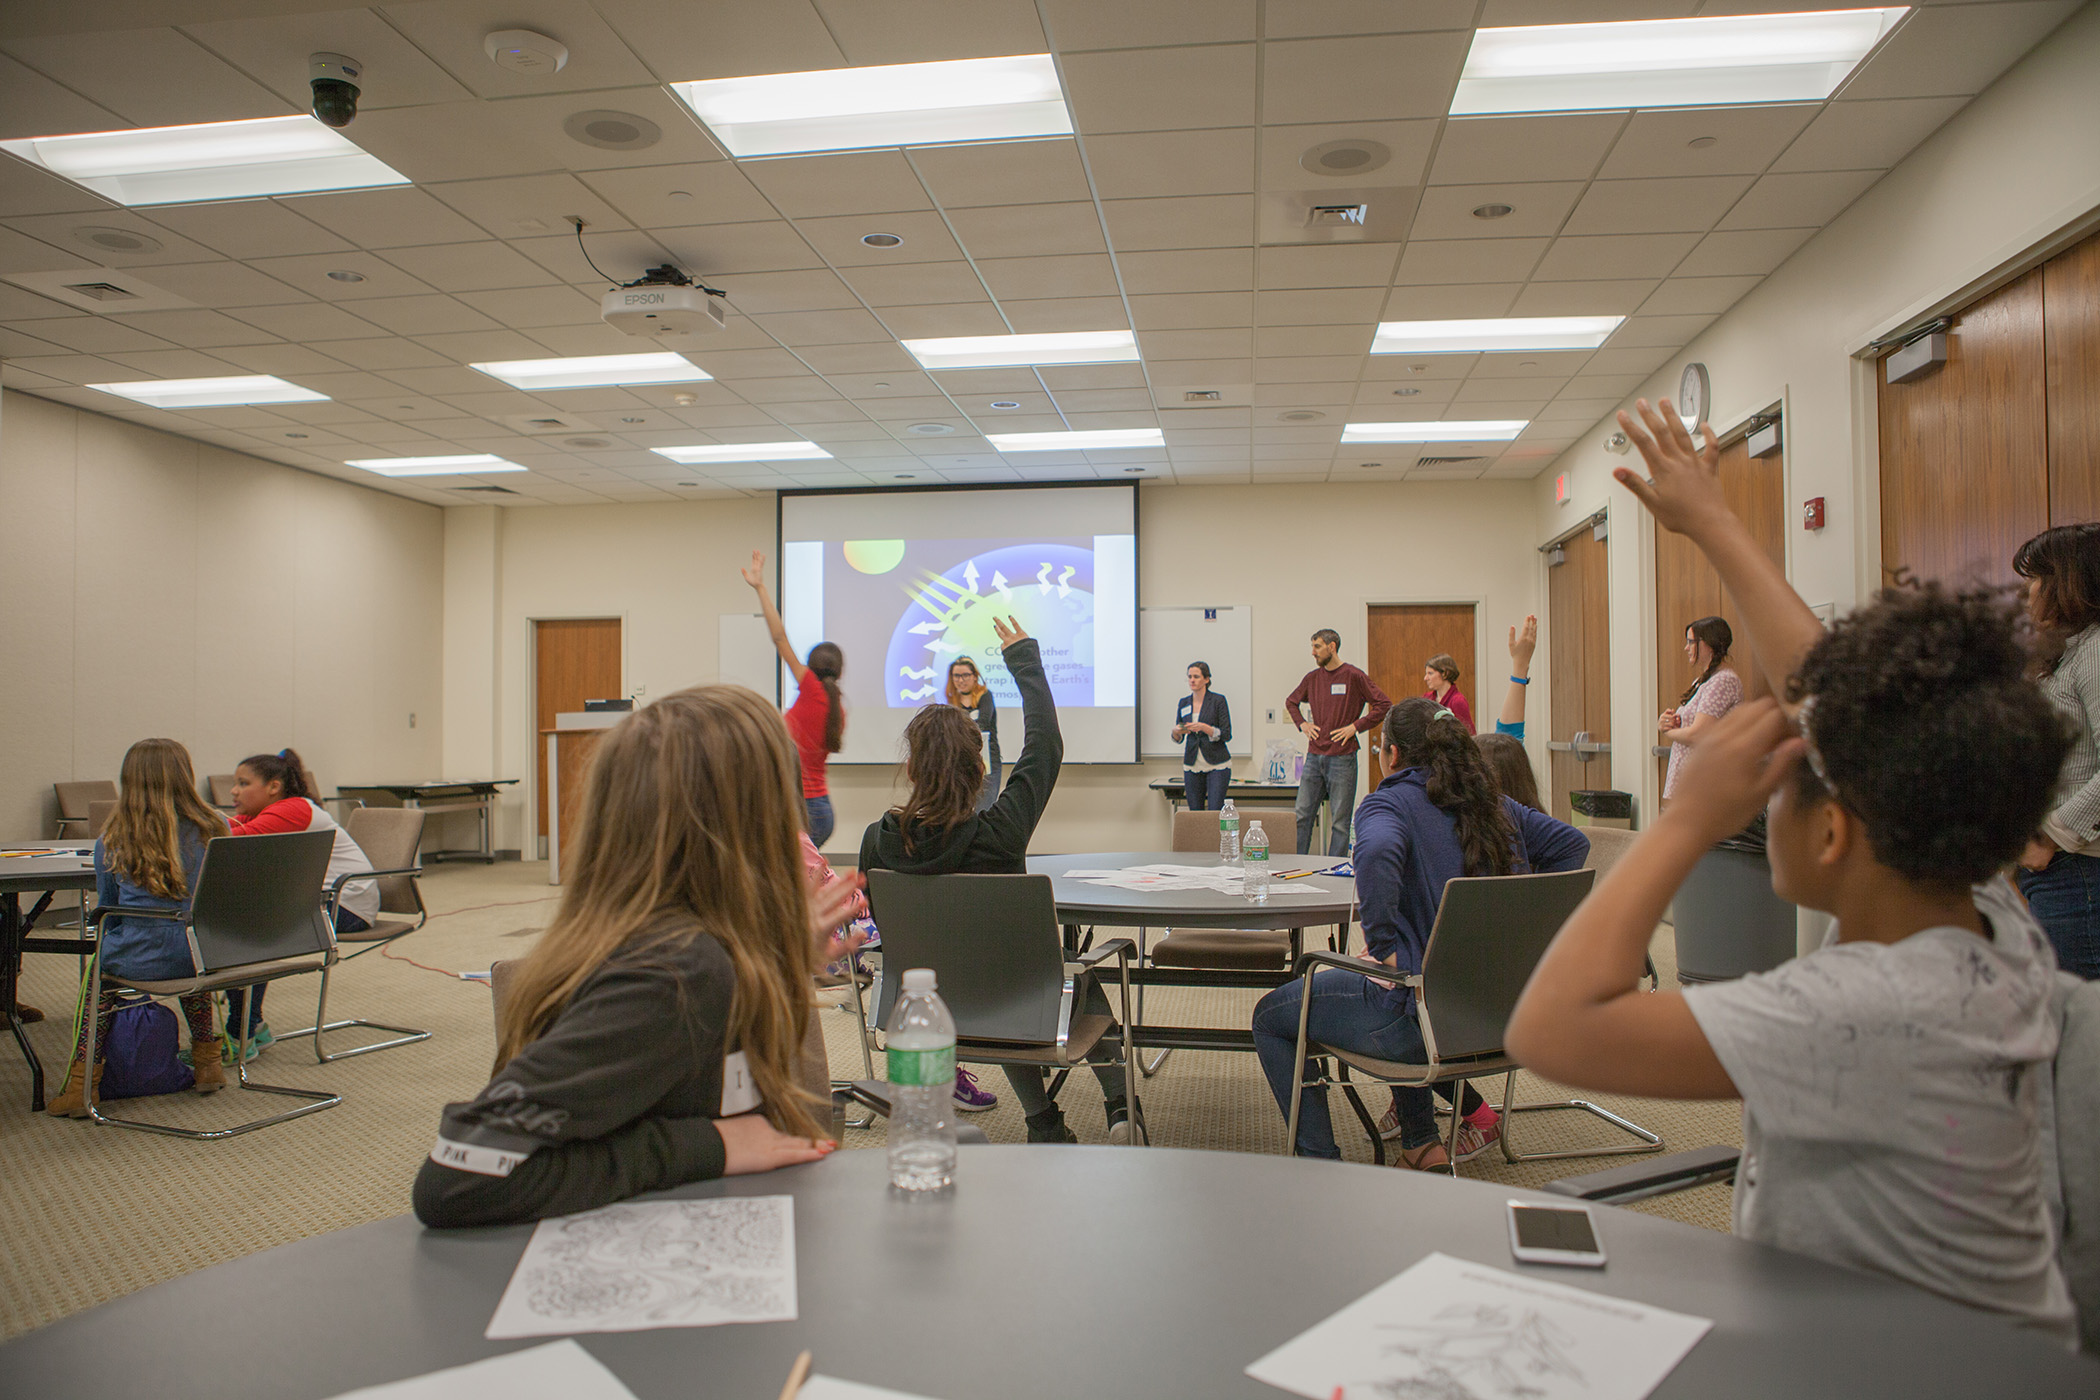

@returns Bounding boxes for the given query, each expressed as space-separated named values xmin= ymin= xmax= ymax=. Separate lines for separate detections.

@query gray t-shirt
xmin=1683 ymin=877 xmax=2077 ymax=1347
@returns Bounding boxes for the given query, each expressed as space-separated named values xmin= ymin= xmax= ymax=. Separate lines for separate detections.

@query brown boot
xmin=191 ymin=1037 xmax=227 ymax=1094
xmin=45 ymin=1060 xmax=103 ymax=1118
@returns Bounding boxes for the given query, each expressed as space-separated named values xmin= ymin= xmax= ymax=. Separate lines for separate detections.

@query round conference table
xmin=3 ymin=1147 xmax=2090 ymax=1398
xmin=1027 ymin=850 xmax=1357 ymax=932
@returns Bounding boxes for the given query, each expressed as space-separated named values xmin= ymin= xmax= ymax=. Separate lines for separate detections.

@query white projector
xmin=601 ymin=280 xmax=726 ymax=338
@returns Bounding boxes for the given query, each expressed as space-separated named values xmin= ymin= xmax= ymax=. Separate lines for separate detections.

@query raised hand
xmin=990 ymin=614 xmax=1030 ymax=647
xmin=1509 ymin=615 xmax=1538 ymax=671
xmin=739 ymin=550 xmax=765 ymax=590
xmin=1613 ymin=398 xmax=1727 ymax=540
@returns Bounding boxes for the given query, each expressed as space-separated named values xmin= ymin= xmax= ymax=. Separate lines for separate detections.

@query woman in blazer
xmin=1174 ymin=661 xmax=1234 ymax=810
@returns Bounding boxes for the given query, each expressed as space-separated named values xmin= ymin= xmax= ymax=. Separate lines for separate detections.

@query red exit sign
xmin=1555 ymin=472 xmax=1569 ymax=503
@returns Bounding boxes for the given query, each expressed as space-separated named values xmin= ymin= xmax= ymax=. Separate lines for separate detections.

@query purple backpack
xmin=97 ymin=995 xmax=196 ymax=1099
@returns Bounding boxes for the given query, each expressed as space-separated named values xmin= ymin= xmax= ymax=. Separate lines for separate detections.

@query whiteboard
xmin=1141 ymin=606 xmax=1253 ymax=758
xmin=717 ymin=614 xmax=778 ymax=700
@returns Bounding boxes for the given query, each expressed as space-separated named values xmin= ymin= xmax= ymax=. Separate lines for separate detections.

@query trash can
xmin=1673 ymin=814 xmax=1797 ymax=984
xmin=1569 ymin=789 xmax=1633 ymax=829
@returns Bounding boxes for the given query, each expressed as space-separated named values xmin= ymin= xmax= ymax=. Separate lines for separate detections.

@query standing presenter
xmin=1285 ymin=628 xmax=1392 ymax=856
xmin=1173 ymin=661 xmax=1233 ymax=811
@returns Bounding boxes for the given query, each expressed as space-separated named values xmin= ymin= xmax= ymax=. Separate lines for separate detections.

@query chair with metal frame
xmin=206 ymin=774 xmax=238 ymax=811
xmin=864 ymin=869 xmax=1144 ymax=1142
xmin=81 ymin=829 xmax=341 ymax=1139
xmin=278 ymin=807 xmax=430 ymax=1063
xmin=54 ymin=781 xmax=116 ymax=839
xmin=1285 ymin=866 xmax=1662 ymax=1172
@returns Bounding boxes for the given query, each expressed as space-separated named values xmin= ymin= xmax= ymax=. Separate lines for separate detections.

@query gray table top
xmin=0 ymin=845 xmax=95 ymax=893
xmin=1028 ymin=850 xmax=1356 ymax=930
xmin=3 ymin=1146 xmax=2090 ymax=1398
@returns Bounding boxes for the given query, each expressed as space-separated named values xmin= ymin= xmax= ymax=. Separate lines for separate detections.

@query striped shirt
xmin=2039 ymin=625 xmax=2100 ymax=857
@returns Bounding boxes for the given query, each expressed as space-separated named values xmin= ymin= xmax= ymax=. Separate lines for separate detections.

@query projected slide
xmin=778 ymin=485 xmax=1139 ymax=764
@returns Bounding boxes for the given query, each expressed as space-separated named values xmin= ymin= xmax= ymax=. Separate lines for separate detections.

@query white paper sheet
xmin=326 ymin=1340 xmax=636 ymax=1400
xmin=799 ymin=1376 xmax=949 ymax=1400
xmin=486 ymin=1197 xmax=797 ymax=1339
xmin=1246 ymin=1252 xmax=1711 ymax=1400
xmin=1061 ymin=863 xmax=1332 ymax=897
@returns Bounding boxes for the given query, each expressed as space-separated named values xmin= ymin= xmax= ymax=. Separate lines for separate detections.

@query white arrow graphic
xmin=899 ymin=684 xmax=936 ymax=700
xmin=963 ymin=560 xmax=979 ymax=592
xmin=1036 ymin=562 xmax=1054 ymax=594
xmin=1056 ymin=565 xmax=1074 ymax=598
xmin=898 ymin=665 xmax=937 ymax=680
xmin=926 ymin=638 xmax=962 ymax=656
xmin=992 ymin=569 xmax=1011 ymax=601
xmin=908 ymin=619 xmax=947 ymax=635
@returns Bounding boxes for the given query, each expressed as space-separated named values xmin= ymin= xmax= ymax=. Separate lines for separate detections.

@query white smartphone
xmin=1506 ymin=1200 xmax=1607 ymax=1267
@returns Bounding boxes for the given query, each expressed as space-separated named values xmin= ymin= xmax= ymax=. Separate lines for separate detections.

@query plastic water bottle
xmin=886 ymin=968 xmax=957 ymax=1193
xmin=1244 ymin=821 xmax=1270 ymax=904
xmin=1219 ymin=798 xmax=1241 ymax=867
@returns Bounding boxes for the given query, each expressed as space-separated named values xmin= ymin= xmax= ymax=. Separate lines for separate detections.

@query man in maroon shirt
xmin=1284 ymin=629 xmax=1393 ymax=855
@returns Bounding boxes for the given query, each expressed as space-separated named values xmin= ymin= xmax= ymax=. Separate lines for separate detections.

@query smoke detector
xmin=485 ymin=29 xmax=569 ymax=75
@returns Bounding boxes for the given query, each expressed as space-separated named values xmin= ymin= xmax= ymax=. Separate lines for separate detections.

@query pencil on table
xmin=778 ymin=1350 xmax=813 ymax=1400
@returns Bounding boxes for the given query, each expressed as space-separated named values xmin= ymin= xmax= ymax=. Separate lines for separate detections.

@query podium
xmin=542 ymin=710 xmax=624 ymax=885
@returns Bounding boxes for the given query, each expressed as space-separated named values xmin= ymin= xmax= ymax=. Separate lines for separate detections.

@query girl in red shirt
xmin=741 ymin=551 xmax=846 ymax=847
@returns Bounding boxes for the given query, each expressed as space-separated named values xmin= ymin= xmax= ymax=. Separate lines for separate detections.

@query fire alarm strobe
xmin=601 ymin=265 xmax=726 ymax=337
xmin=1803 ymin=497 xmax=1826 ymax=531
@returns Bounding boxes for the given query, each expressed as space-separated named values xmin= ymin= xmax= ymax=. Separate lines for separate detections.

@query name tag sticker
xmin=720 ymin=1050 xmax=763 ymax=1116
xmin=1178 ymin=701 xmax=1192 ymax=717
xmin=1330 ymin=683 xmax=1347 ymax=695
xmin=430 ymin=1136 xmax=528 ymax=1177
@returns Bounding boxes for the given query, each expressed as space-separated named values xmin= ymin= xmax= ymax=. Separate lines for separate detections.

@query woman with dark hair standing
xmin=1173 ymin=661 xmax=1233 ymax=811
xmin=946 ymin=656 xmax=1001 ymax=812
xmin=1658 ymin=616 xmax=1743 ymax=802
xmin=742 ymin=551 xmax=845 ymax=847
xmin=1421 ymin=653 xmax=1473 ymax=733
xmin=2014 ymin=522 xmax=2100 ymax=979
xmin=1251 ymin=697 xmax=1588 ymax=1170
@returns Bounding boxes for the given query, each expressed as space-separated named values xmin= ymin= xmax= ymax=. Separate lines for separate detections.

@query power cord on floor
xmin=375 ymin=893 xmax=560 ymax=983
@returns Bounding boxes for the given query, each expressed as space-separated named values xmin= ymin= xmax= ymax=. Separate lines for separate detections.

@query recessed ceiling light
xmin=346 ymin=454 xmax=527 ymax=477
xmin=1451 ymin=8 xmax=1909 ymax=115
xmin=989 ymin=400 xmax=1021 ymax=410
xmin=1343 ymin=421 xmax=1528 ymax=443
xmin=671 ymin=54 xmax=1072 ymax=158
xmin=0 ymin=115 xmax=410 ymax=207
xmin=987 ymin=429 xmax=1165 ymax=452
xmin=1372 ymin=317 xmax=1622 ymax=354
xmin=88 ymin=375 xmax=329 ymax=408
xmin=902 ymin=330 xmax=1138 ymax=371
xmin=1471 ymin=203 xmax=1514 ymax=220
xmin=326 ymin=269 xmax=366 ymax=283
xmin=861 ymin=232 xmax=904 ymax=248
xmin=470 ymin=352 xmax=712 ymax=391
xmin=651 ymin=441 xmax=833 ymax=464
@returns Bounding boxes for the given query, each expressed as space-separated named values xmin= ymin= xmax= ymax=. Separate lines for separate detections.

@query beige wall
xmin=1533 ymin=2 xmax=2100 ymax=824
xmin=454 ymin=480 xmax=1546 ymax=857
xmin=0 ymin=389 xmax=444 ymax=837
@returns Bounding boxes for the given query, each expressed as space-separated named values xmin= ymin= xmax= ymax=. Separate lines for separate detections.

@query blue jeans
xmin=1184 ymin=768 xmax=1230 ymax=811
xmin=804 ymin=795 xmax=834 ymax=848
xmin=2019 ymin=851 xmax=2100 ymax=980
xmin=1253 ymin=969 xmax=1435 ymax=1155
xmin=1295 ymin=752 xmax=1358 ymax=856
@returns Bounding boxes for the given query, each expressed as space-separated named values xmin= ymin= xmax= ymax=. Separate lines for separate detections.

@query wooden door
xmin=1366 ymin=603 xmax=1477 ymax=787
xmin=2045 ymin=230 xmax=2100 ymax=526
xmin=1653 ymin=432 xmax=1786 ymax=792
xmin=1546 ymin=526 xmax=1610 ymax=822
xmin=534 ymin=618 xmax=622 ymax=843
xmin=1878 ymin=268 xmax=2050 ymax=589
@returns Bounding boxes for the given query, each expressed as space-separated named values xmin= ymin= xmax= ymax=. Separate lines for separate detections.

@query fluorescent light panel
xmin=652 ymin=442 xmax=833 ymax=464
xmin=346 ymin=455 xmax=527 ymax=478
xmin=672 ymin=54 xmax=1072 ymax=157
xmin=470 ymin=352 xmax=713 ymax=392
xmin=0 ymin=115 xmax=410 ymax=206
xmin=902 ymin=330 xmax=1138 ymax=371
xmin=1372 ymin=317 xmax=1623 ymax=355
xmin=1342 ymin=421 xmax=1529 ymax=443
xmin=1451 ymin=8 xmax=1909 ymax=115
xmin=987 ymin=429 xmax=1164 ymax=452
xmin=88 ymin=375 xmax=329 ymax=409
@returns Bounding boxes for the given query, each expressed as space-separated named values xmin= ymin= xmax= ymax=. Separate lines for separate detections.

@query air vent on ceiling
xmin=498 ymin=412 xmax=593 ymax=434
xmin=1416 ymin=456 xmax=1485 ymax=467
xmin=62 ymin=281 xmax=141 ymax=302
xmin=2 ymin=267 xmax=195 ymax=313
xmin=452 ymin=484 xmax=521 ymax=494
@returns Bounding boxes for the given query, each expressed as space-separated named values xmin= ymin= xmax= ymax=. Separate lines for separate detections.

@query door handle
xmin=1546 ymin=741 xmax=1574 ymax=752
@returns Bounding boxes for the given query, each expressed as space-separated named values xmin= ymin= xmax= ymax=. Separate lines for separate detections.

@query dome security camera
xmin=309 ymin=52 xmax=362 ymax=128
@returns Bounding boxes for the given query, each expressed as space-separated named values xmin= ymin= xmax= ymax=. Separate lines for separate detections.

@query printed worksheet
xmin=1246 ymin=1253 xmax=1711 ymax=1400
xmin=799 ymin=1377 xmax=949 ymax=1400
xmin=486 ymin=1197 xmax=797 ymax=1339
xmin=325 ymin=1340 xmax=636 ymax=1400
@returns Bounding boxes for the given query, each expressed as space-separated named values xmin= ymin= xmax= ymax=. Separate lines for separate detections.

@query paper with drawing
xmin=1246 ymin=1252 xmax=1710 ymax=1400
xmin=1060 ymin=863 xmax=1332 ymax=896
xmin=325 ymin=1340 xmax=636 ymax=1400
xmin=486 ymin=1196 xmax=796 ymax=1339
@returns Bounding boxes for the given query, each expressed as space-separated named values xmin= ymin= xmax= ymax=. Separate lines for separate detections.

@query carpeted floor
xmin=0 ymin=861 xmax=1739 ymax=1340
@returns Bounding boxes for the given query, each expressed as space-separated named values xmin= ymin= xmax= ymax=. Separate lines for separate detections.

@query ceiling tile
xmin=348 ymin=295 xmax=503 ymax=336
xmin=1597 ymin=105 xmax=1820 ymax=179
xmin=1562 ymin=176 xmax=1756 ymax=237
xmin=228 ymin=302 xmax=386 ymax=341
xmin=1507 ymin=279 xmax=1660 ymax=316
xmin=1580 ymin=345 xmax=1673 ymax=378
xmin=1257 ymin=120 xmax=1439 ymax=191
xmin=1139 ymin=328 xmax=1252 ymax=360
xmin=308 ymin=338 xmax=455 ymax=371
xmin=1129 ymin=291 xmax=1255 ymax=329
xmin=1261 ymin=33 xmax=1470 ymax=124
xmin=1114 ymin=248 xmax=1253 ymax=294
xmin=841 ymin=259 xmax=988 ymax=306
xmin=930 ymin=368 xmax=1045 ymax=394
xmin=1000 ymin=296 xmax=1130 ymax=332
xmin=1037 ymin=0 xmax=1256 ymax=49
xmin=792 ymin=211 xmax=962 ymax=266
xmin=1638 ymin=276 xmax=1764 ymax=316
xmin=657 ymin=222 xmax=824 ymax=278
xmin=1258 ymin=243 xmax=1401 ymax=289
xmin=876 ymin=303 xmax=1012 ymax=338
xmin=410 ymin=328 xmax=552 ymax=360
xmin=1262 ymin=0 xmax=1477 ymax=37
xmin=1841 ymin=1 xmax=2080 ymax=101
xmin=597 ymin=0 xmax=841 ymax=83
xmin=1483 ymin=0 xmax=1695 ymax=19
xmin=743 ymin=151 xmax=933 ymax=218
xmin=1083 ymin=130 xmax=1256 ymax=199
xmin=1100 ymin=196 xmax=1253 ymax=251
xmin=1771 ymin=97 xmax=1968 ymax=173
xmin=1675 ymin=226 xmax=1816 ymax=278
xmin=2 ymin=28 xmax=293 ymax=127
xmin=1256 ymin=324 xmax=1371 ymax=358
xmin=1254 ymin=286 xmax=1385 ymax=324
xmin=946 ymin=202 xmax=1107 ymax=259
xmin=0 ymin=155 xmax=112 ymax=218
xmin=126 ymin=201 xmax=349 ymax=261
xmin=426 ymin=173 xmax=634 ymax=240
xmin=977 ymin=253 xmax=1121 ymax=300
xmin=180 ymin=8 xmax=473 ymax=112
xmin=1380 ymin=283 xmax=1522 ymax=319
xmin=1392 ymin=238 xmax=1548 ymax=285
xmin=455 ymin=284 xmax=603 ymax=327
xmin=24 ymin=317 xmax=173 ymax=354
xmin=580 ymin=163 xmax=776 ymax=230
xmin=0 ymin=51 xmax=123 ymax=141
xmin=1408 ymin=182 xmax=1586 ymax=240
xmin=1036 ymin=362 xmax=1150 ymax=390
xmin=1252 ymin=354 xmax=1362 ymax=382
xmin=379 ymin=0 xmax=656 ymax=99
xmin=1604 ymin=313 xmax=1716 ymax=349
xmin=715 ymin=268 xmax=862 ymax=313
xmin=910 ymin=140 xmax=1094 ymax=207
xmin=481 ymin=86 xmax=730 ymax=173
xmin=207 ymin=343 xmax=354 ymax=375
xmin=105 ymin=260 xmax=299 ymax=308
xmin=342 ymin=99 xmax=552 ymax=183
xmin=812 ymin=0 xmax=1047 ymax=63
xmin=379 ymin=240 xmax=560 ymax=292
xmin=247 ymin=250 xmax=437 ymax=301
xmin=1470 ymin=348 xmax=1591 ymax=377
xmin=1429 ymin=114 xmax=1626 ymax=185
xmin=691 ymin=347 xmax=810 ymax=379
xmin=105 ymin=308 xmax=277 ymax=349
xmin=1531 ymin=233 xmax=1699 ymax=281
xmin=1061 ymin=45 xmax=1257 ymax=132
xmin=796 ymin=342 xmax=923 ymax=375
xmin=2 ymin=212 xmax=223 ymax=267
xmin=1717 ymin=170 xmax=1882 ymax=231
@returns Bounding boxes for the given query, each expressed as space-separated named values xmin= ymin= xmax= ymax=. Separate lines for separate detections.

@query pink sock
xmin=1465 ymin=1102 xmax=1500 ymax=1130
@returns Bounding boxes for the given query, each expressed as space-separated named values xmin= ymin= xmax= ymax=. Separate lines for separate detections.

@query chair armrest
xmin=1290 ymin=949 xmax=1419 ymax=984
xmin=327 ymin=866 xmax=421 ymax=892
xmin=87 ymin=904 xmax=187 ymax=930
xmin=1075 ymin=936 xmax=1136 ymax=968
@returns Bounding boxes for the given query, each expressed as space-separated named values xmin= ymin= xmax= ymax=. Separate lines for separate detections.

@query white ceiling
xmin=0 ymin=0 xmax=2080 ymax=506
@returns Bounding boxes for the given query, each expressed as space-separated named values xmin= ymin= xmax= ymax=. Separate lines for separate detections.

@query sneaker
xmin=1377 ymin=1102 xmax=1405 ymax=1141
xmin=1106 ymin=1103 xmax=1143 ymax=1146
xmin=1025 ymin=1107 xmax=1078 ymax=1144
xmin=952 ymin=1067 xmax=998 ymax=1112
xmin=1451 ymin=1120 xmax=1500 ymax=1164
xmin=222 ymin=1022 xmax=271 ymax=1063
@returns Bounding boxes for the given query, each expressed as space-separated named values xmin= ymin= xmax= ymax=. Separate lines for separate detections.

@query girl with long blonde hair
xmin=48 ymin=739 xmax=230 ymax=1117
xmin=414 ymin=684 xmax=858 ymax=1228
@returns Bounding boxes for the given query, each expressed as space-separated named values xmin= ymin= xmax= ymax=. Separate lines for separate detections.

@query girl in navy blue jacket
xmin=1251 ymin=697 xmax=1588 ymax=1169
